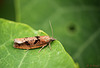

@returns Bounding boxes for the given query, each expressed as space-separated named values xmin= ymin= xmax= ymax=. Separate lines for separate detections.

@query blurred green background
xmin=0 ymin=0 xmax=100 ymax=68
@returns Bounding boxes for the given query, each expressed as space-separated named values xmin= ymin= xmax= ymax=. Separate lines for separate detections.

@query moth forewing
xmin=13 ymin=36 xmax=56 ymax=52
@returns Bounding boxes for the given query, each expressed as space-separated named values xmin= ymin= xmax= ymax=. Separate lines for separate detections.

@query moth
xmin=13 ymin=21 xmax=56 ymax=52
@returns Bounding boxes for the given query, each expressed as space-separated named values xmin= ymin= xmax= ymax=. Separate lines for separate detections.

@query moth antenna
xmin=49 ymin=20 xmax=53 ymax=38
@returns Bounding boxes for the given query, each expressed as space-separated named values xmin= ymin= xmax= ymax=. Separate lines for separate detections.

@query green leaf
xmin=0 ymin=18 xmax=76 ymax=68
xmin=16 ymin=0 xmax=100 ymax=67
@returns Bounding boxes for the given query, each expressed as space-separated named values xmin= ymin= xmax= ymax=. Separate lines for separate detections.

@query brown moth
xmin=13 ymin=21 xmax=56 ymax=52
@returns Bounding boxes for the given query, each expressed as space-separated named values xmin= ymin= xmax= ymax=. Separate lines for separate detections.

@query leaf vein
xmin=18 ymin=51 xmax=28 ymax=68
xmin=73 ymin=28 xmax=100 ymax=58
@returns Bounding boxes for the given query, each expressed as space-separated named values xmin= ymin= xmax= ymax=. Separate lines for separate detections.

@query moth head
xmin=42 ymin=36 xmax=56 ymax=42
xmin=50 ymin=37 xmax=56 ymax=41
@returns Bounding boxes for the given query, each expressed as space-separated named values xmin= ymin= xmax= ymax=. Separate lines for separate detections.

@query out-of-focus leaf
xmin=0 ymin=0 xmax=15 ymax=21
xmin=0 ymin=18 xmax=76 ymax=68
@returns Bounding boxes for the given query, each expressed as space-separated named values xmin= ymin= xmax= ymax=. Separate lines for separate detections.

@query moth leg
xmin=49 ymin=43 xmax=52 ymax=50
xmin=38 ymin=44 xmax=47 ymax=53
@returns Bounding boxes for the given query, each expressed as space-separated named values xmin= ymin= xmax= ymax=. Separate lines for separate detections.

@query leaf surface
xmin=0 ymin=19 xmax=76 ymax=68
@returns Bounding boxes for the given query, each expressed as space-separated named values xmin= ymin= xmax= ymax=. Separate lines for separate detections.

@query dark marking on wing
xmin=18 ymin=44 xmax=21 ymax=46
xmin=34 ymin=40 xmax=38 ymax=44
xmin=34 ymin=39 xmax=40 ymax=44
xmin=25 ymin=41 xmax=30 ymax=45
xmin=35 ymin=36 xmax=40 ymax=39
xmin=38 ymin=39 xmax=40 ymax=42
xmin=34 ymin=36 xmax=41 ymax=44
